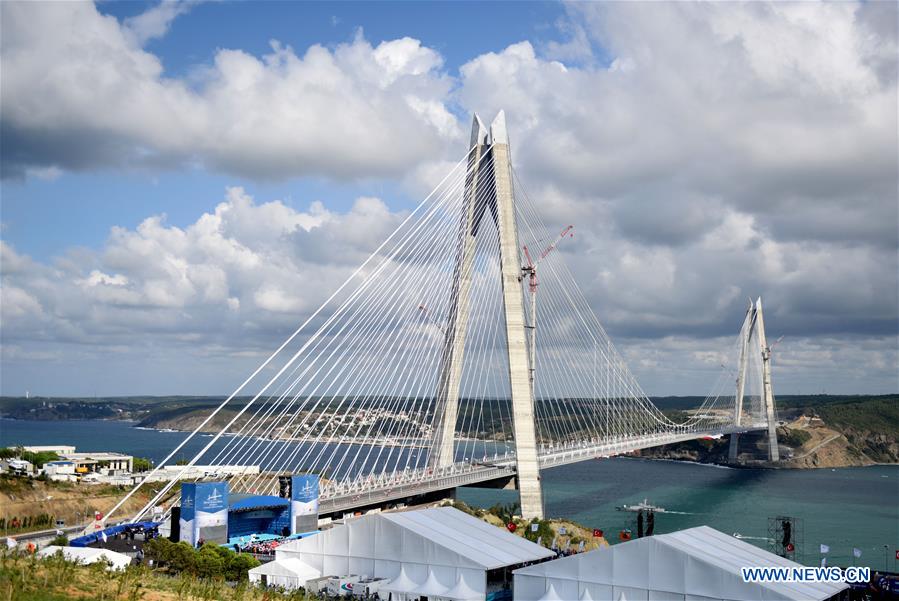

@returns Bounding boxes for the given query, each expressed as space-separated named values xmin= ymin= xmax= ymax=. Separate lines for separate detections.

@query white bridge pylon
xmin=108 ymin=111 xmax=779 ymax=526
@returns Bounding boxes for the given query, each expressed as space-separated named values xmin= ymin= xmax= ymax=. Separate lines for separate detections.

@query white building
xmin=513 ymin=526 xmax=849 ymax=601
xmin=136 ymin=464 xmax=259 ymax=483
xmin=6 ymin=459 xmax=33 ymax=475
xmin=60 ymin=452 xmax=133 ymax=474
xmin=274 ymin=506 xmax=554 ymax=599
xmin=23 ymin=445 xmax=76 ymax=455
xmin=43 ymin=460 xmax=77 ymax=482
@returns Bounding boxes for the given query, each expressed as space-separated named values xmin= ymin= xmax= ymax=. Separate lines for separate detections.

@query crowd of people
xmin=230 ymin=535 xmax=285 ymax=556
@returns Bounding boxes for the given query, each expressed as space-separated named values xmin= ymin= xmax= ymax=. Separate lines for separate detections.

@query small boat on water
xmin=616 ymin=499 xmax=667 ymax=513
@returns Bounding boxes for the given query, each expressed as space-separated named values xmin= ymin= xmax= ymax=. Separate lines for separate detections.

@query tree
xmin=168 ymin=542 xmax=196 ymax=574
xmin=194 ymin=545 xmax=225 ymax=579
xmin=132 ymin=457 xmax=153 ymax=472
xmin=488 ymin=502 xmax=520 ymax=525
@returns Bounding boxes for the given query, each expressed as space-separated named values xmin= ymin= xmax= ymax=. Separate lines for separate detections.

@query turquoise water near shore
xmin=2 ymin=418 xmax=896 ymax=568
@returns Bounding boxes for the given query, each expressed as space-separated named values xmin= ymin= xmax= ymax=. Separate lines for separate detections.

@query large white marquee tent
xmin=275 ymin=506 xmax=554 ymax=600
xmin=513 ymin=526 xmax=848 ymax=601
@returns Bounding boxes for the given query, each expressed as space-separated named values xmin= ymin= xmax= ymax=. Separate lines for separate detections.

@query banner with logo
xmin=179 ymin=482 xmax=229 ymax=546
xmin=290 ymin=474 xmax=319 ymax=535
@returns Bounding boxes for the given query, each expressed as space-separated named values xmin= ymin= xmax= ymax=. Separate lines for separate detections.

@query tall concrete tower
xmin=430 ymin=111 xmax=545 ymax=519
xmin=728 ymin=297 xmax=780 ymax=463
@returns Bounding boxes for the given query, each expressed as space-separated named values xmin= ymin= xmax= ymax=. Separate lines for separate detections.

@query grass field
xmin=0 ymin=550 xmax=306 ymax=601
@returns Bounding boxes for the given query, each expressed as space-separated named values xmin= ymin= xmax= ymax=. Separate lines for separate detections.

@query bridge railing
xmin=319 ymin=422 xmax=769 ymax=501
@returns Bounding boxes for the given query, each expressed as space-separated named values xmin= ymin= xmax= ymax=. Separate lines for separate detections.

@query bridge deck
xmin=318 ymin=424 xmax=767 ymax=516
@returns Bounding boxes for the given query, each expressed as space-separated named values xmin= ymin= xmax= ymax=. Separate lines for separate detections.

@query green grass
xmin=0 ymin=550 xmax=308 ymax=600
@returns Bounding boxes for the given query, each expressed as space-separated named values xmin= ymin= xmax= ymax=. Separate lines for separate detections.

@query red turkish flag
xmin=507 ymin=522 xmax=517 ymax=533
xmin=593 ymin=529 xmax=603 ymax=538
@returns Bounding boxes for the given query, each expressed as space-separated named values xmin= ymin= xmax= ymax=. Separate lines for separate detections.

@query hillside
xmin=644 ymin=395 xmax=899 ymax=467
xmin=0 ymin=476 xmax=166 ymax=536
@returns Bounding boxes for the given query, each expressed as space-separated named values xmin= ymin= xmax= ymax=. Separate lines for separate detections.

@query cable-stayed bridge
xmin=108 ymin=111 xmax=779 ymax=525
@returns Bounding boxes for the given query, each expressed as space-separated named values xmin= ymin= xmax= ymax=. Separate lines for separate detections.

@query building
xmin=5 ymin=459 xmax=33 ymax=475
xmin=59 ymin=452 xmax=133 ymax=475
xmin=22 ymin=445 xmax=76 ymax=455
xmin=273 ymin=506 xmax=555 ymax=598
xmin=43 ymin=460 xmax=77 ymax=482
xmin=137 ymin=464 xmax=259 ymax=483
xmin=513 ymin=526 xmax=849 ymax=601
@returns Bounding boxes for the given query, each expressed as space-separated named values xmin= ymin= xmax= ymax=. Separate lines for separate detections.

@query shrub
xmin=143 ymin=538 xmax=258 ymax=581
xmin=194 ymin=546 xmax=225 ymax=579
xmin=522 ymin=518 xmax=554 ymax=544
xmin=778 ymin=427 xmax=812 ymax=448
xmin=227 ymin=553 xmax=260 ymax=581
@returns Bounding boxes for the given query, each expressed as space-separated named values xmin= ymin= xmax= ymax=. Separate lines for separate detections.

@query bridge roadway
xmin=317 ymin=423 xmax=768 ymax=517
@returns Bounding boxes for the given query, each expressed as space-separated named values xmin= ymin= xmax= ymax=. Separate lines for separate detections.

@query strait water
xmin=2 ymin=418 xmax=897 ymax=568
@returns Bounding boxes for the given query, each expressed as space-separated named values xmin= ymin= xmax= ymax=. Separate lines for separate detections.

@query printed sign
xmin=290 ymin=474 xmax=319 ymax=535
xmin=180 ymin=482 xmax=229 ymax=546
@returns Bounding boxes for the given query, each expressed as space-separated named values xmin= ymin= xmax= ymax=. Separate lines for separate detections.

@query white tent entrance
xmin=248 ymin=557 xmax=321 ymax=590
xmin=275 ymin=507 xmax=554 ymax=600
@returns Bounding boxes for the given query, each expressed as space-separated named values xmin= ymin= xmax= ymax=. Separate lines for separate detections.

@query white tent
xmin=276 ymin=506 xmax=554 ymax=600
xmin=414 ymin=568 xmax=452 ymax=598
xmin=249 ymin=557 xmax=321 ymax=590
xmin=37 ymin=546 xmax=131 ymax=571
xmin=443 ymin=570 xmax=484 ymax=601
xmin=514 ymin=526 xmax=849 ymax=601
xmin=380 ymin=565 xmax=424 ymax=601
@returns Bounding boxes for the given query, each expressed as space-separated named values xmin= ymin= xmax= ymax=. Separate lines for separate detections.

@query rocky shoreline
xmin=636 ymin=416 xmax=898 ymax=469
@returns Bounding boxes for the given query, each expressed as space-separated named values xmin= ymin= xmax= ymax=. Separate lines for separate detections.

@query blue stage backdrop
xmin=179 ymin=482 xmax=229 ymax=546
xmin=291 ymin=474 xmax=319 ymax=534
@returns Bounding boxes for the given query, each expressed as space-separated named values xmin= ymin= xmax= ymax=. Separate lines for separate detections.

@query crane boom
xmin=538 ymin=225 xmax=574 ymax=263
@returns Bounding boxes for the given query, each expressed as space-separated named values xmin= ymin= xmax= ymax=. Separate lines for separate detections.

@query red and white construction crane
xmin=521 ymin=225 xmax=574 ymax=388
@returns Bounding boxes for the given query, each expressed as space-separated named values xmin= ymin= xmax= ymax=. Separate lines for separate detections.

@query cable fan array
xmin=509 ymin=168 xmax=769 ymax=450
xmin=110 ymin=140 xmax=766 ymax=525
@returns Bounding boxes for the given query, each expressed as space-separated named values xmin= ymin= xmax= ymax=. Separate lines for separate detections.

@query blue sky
xmin=3 ymin=1 xmax=580 ymax=261
xmin=1 ymin=1 xmax=896 ymax=396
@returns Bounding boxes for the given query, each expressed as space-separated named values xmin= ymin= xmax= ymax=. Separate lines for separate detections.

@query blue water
xmin=1 ymin=418 xmax=213 ymax=463
xmin=2 ymin=418 xmax=897 ymax=568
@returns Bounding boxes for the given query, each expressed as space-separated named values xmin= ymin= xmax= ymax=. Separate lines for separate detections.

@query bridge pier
xmin=489 ymin=112 xmax=545 ymax=519
xmin=755 ymin=298 xmax=780 ymax=462
xmin=428 ymin=111 xmax=545 ymax=519
xmin=728 ymin=298 xmax=779 ymax=464
xmin=728 ymin=433 xmax=741 ymax=463
xmin=430 ymin=115 xmax=490 ymax=469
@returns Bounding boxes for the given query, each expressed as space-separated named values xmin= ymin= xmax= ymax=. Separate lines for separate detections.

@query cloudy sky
xmin=1 ymin=0 xmax=896 ymax=397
